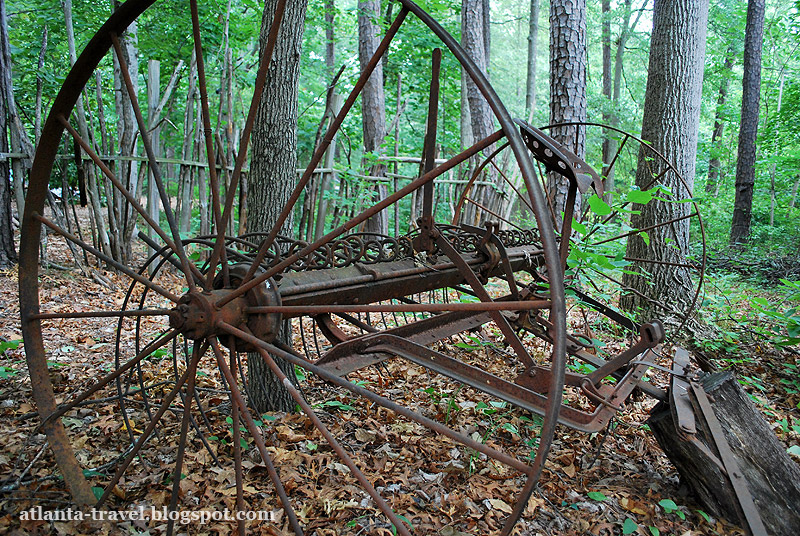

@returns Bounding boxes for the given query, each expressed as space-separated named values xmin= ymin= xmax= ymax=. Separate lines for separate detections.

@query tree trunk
xmin=1 ymin=0 xmax=32 ymax=219
xmin=0 ymin=1 xmax=14 ymax=268
xmin=525 ymin=0 xmax=539 ymax=116
xmin=247 ymin=0 xmax=309 ymax=414
xmin=34 ymin=26 xmax=47 ymax=145
xmin=179 ymin=51 xmax=198 ymax=234
xmin=63 ymin=0 xmax=114 ymax=264
xmin=730 ymin=0 xmax=765 ymax=246
xmin=603 ymin=0 xmax=644 ymax=199
xmin=358 ymin=0 xmax=388 ymax=236
xmin=112 ymin=3 xmax=140 ymax=263
xmin=325 ymin=0 xmax=335 ymax=78
xmin=706 ymin=51 xmax=735 ymax=195
xmin=146 ymin=59 xmax=162 ymax=261
xmin=461 ymin=0 xmax=494 ymax=225
xmin=650 ymin=371 xmax=800 ymax=535
xmin=549 ymin=0 xmax=587 ymax=222
xmin=621 ymin=0 xmax=709 ymax=322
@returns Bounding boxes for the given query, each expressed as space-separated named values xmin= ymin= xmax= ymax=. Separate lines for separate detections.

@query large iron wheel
xmin=19 ymin=1 xmax=567 ymax=534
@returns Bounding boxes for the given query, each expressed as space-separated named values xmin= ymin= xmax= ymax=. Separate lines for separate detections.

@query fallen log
xmin=649 ymin=368 xmax=800 ymax=536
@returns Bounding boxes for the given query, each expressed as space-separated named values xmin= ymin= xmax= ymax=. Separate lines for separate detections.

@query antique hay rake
xmin=19 ymin=0 xmax=705 ymax=533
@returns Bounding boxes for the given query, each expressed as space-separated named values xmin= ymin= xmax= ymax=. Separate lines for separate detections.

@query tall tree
xmin=602 ymin=0 xmax=646 ymax=198
xmin=526 ymin=0 xmax=539 ymax=116
xmin=358 ymin=0 xmax=388 ymax=235
xmin=112 ymin=1 xmax=140 ymax=263
xmin=0 ymin=0 xmax=16 ymax=268
xmin=730 ymin=0 xmax=766 ymax=246
xmin=460 ymin=0 xmax=495 ymax=224
xmin=1 ymin=0 xmax=33 ymax=219
xmin=247 ymin=0 xmax=309 ymax=413
xmin=622 ymin=0 xmax=709 ymax=321
xmin=705 ymin=49 xmax=736 ymax=195
xmin=0 ymin=0 xmax=15 ymax=268
xmin=549 ymin=0 xmax=587 ymax=223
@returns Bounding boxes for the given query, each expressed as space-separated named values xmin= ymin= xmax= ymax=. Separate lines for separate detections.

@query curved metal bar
xmin=216 ymin=321 xmax=533 ymax=475
xmin=451 ymin=140 xmax=511 ymax=225
xmin=395 ymin=0 xmax=567 ymax=497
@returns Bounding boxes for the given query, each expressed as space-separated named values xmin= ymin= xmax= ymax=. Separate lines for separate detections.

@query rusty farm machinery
xmin=18 ymin=0 xmax=719 ymax=534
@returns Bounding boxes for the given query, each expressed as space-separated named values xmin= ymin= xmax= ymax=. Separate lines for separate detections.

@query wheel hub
xmin=169 ymin=264 xmax=282 ymax=350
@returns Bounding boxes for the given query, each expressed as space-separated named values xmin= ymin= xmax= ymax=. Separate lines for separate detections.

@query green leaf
xmin=622 ymin=518 xmax=638 ymax=534
xmin=787 ymin=445 xmax=800 ymax=457
xmin=587 ymin=491 xmax=607 ymax=501
xmin=501 ymin=423 xmax=518 ymax=435
xmin=0 ymin=339 xmax=22 ymax=355
xmin=696 ymin=509 xmax=711 ymax=523
xmin=572 ymin=218 xmax=587 ymax=235
xmin=639 ymin=230 xmax=650 ymax=246
xmin=648 ymin=526 xmax=661 ymax=536
xmin=92 ymin=487 xmax=104 ymax=501
xmin=658 ymin=498 xmax=677 ymax=513
xmin=588 ymin=194 xmax=612 ymax=216
xmin=626 ymin=188 xmax=654 ymax=204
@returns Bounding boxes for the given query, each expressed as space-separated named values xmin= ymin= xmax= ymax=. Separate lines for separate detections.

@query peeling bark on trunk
xmin=247 ymin=0 xmax=309 ymax=414
xmin=621 ymin=0 xmax=708 ymax=322
xmin=549 ymin=0 xmax=587 ymax=224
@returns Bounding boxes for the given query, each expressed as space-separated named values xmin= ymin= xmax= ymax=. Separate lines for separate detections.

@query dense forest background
xmin=3 ymin=0 xmax=799 ymax=254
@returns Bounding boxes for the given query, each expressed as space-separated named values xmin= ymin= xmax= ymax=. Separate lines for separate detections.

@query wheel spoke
xmin=30 ymin=308 xmax=173 ymax=320
xmin=583 ymin=167 xmax=675 ymax=246
xmin=209 ymin=339 xmax=304 ymax=536
xmin=216 ymin=322 xmax=532 ymax=474
xmin=109 ymin=33 xmax=198 ymax=293
xmin=189 ymin=0 xmax=224 ymax=243
xmin=602 ymin=132 xmax=630 ymax=180
xmin=589 ymin=211 xmax=698 ymax=247
xmin=59 ymin=116 xmax=206 ymax=285
xmin=230 ymin=350 xmax=246 ymax=536
xmin=434 ymin=231 xmax=537 ymax=370
xmin=34 ymin=213 xmax=180 ymax=303
xmin=251 ymin=343 xmax=412 ymax=536
xmin=205 ymin=0 xmax=288 ymax=289
xmin=596 ymin=254 xmax=697 ymax=269
xmin=586 ymin=266 xmax=687 ymax=320
xmin=463 ymin=196 xmax=526 ymax=231
xmin=36 ymin=330 xmax=179 ymax=430
xmin=236 ymin=7 xmax=411 ymax=291
xmin=96 ymin=348 xmax=201 ymax=507
xmin=166 ymin=344 xmax=201 ymax=536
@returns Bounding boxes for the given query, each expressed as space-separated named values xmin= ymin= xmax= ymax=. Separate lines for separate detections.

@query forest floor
xmin=0 ymin=210 xmax=798 ymax=536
